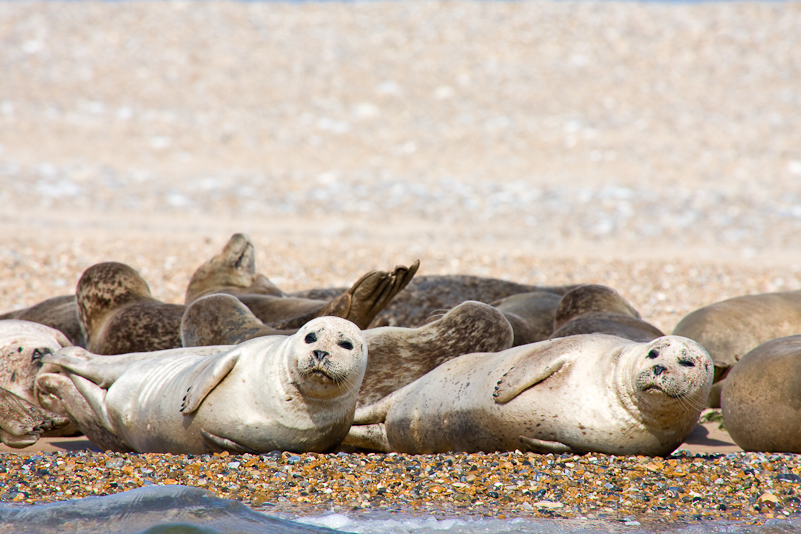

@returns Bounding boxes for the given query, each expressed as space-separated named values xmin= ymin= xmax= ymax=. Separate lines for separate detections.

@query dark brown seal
xmin=672 ymin=289 xmax=801 ymax=407
xmin=291 ymin=275 xmax=579 ymax=328
xmin=76 ymin=262 xmax=186 ymax=355
xmin=0 ymin=295 xmax=84 ymax=347
xmin=549 ymin=284 xmax=664 ymax=342
xmin=721 ymin=335 xmax=801 ymax=452
xmin=182 ymin=296 xmax=513 ymax=407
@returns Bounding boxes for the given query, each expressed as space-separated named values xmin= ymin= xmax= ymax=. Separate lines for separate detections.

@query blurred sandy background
xmin=0 ymin=1 xmax=799 ymax=452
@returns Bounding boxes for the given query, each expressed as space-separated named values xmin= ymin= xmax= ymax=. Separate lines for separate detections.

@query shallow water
xmin=0 ymin=485 xmax=799 ymax=534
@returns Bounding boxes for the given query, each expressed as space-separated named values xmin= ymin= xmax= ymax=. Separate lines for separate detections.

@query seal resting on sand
xmin=184 ymin=233 xmax=420 ymax=331
xmin=182 ymin=295 xmax=514 ymax=407
xmin=672 ymin=289 xmax=801 ymax=407
xmin=345 ymin=334 xmax=713 ymax=456
xmin=549 ymin=285 xmax=664 ymax=342
xmin=721 ymin=335 xmax=801 ymax=452
xmin=0 ymin=295 xmax=84 ymax=347
xmin=39 ymin=317 xmax=368 ymax=454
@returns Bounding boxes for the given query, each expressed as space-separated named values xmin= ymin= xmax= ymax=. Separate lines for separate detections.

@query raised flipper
xmin=201 ymin=429 xmax=258 ymax=454
xmin=0 ymin=387 xmax=70 ymax=448
xmin=492 ymin=340 xmax=578 ymax=404
xmin=519 ymin=436 xmax=578 ymax=454
xmin=180 ymin=349 xmax=242 ymax=414
xmin=342 ymin=423 xmax=390 ymax=452
xmin=42 ymin=347 xmax=128 ymax=388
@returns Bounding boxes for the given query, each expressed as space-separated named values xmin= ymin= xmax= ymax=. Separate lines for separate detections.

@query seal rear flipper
xmin=493 ymin=341 xmax=577 ymax=404
xmin=200 ymin=429 xmax=259 ymax=454
xmin=519 ymin=435 xmax=577 ymax=454
xmin=180 ymin=349 xmax=242 ymax=414
xmin=342 ymin=423 xmax=390 ymax=452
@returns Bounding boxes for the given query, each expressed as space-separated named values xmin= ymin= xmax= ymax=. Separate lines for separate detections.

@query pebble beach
xmin=1 ymin=0 xmax=801 ymax=529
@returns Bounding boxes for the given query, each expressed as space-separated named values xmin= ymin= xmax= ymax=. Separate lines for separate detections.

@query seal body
xmin=291 ymin=275 xmax=579 ymax=328
xmin=672 ymin=290 xmax=801 ymax=407
xmin=489 ymin=292 xmax=562 ymax=346
xmin=41 ymin=317 xmax=368 ymax=454
xmin=347 ymin=334 xmax=713 ymax=456
xmin=549 ymin=285 xmax=664 ymax=342
xmin=721 ymin=335 xmax=801 ymax=452
xmin=182 ymin=296 xmax=514 ymax=407
xmin=77 ymin=262 xmax=185 ymax=355
xmin=0 ymin=295 xmax=84 ymax=347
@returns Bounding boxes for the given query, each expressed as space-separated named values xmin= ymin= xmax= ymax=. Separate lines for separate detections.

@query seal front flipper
xmin=342 ymin=423 xmax=390 ymax=452
xmin=519 ymin=436 xmax=577 ymax=454
xmin=0 ymin=387 xmax=70 ymax=448
xmin=200 ymin=429 xmax=259 ymax=454
xmin=492 ymin=340 xmax=579 ymax=404
xmin=180 ymin=348 xmax=242 ymax=414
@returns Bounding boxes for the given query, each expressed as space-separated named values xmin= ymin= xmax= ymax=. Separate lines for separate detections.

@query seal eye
xmin=338 ymin=340 xmax=353 ymax=350
xmin=304 ymin=332 xmax=317 ymax=344
xmin=646 ymin=349 xmax=659 ymax=359
xmin=678 ymin=359 xmax=696 ymax=367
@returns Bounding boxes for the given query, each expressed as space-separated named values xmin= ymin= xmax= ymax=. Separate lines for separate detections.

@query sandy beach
xmin=0 ymin=0 xmax=800 ymax=524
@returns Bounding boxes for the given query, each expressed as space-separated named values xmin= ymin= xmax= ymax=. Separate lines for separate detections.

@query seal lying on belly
xmin=345 ymin=334 xmax=713 ymax=456
xmin=549 ymin=284 xmax=664 ymax=342
xmin=181 ymin=295 xmax=514 ymax=407
xmin=39 ymin=316 xmax=367 ymax=454
xmin=290 ymin=276 xmax=579 ymax=328
xmin=672 ymin=289 xmax=801 ymax=407
xmin=185 ymin=233 xmax=420 ymax=330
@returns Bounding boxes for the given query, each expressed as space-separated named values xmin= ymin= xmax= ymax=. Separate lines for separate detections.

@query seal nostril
xmin=653 ymin=364 xmax=667 ymax=376
xmin=312 ymin=350 xmax=329 ymax=361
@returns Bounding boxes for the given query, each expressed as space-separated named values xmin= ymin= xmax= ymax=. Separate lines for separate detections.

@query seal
xmin=0 ymin=387 xmax=70 ymax=448
xmin=184 ymin=233 xmax=420 ymax=331
xmin=182 ymin=296 xmax=514 ymax=407
xmin=0 ymin=319 xmax=72 ymax=405
xmin=549 ymin=284 xmax=664 ymax=342
xmin=184 ymin=232 xmax=285 ymax=304
xmin=290 ymin=276 xmax=580 ymax=328
xmin=489 ymin=292 xmax=562 ymax=346
xmin=345 ymin=334 xmax=713 ymax=456
xmin=39 ymin=316 xmax=368 ymax=454
xmin=76 ymin=262 xmax=187 ymax=355
xmin=671 ymin=289 xmax=801 ymax=407
xmin=721 ymin=335 xmax=801 ymax=452
xmin=0 ymin=295 xmax=84 ymax=347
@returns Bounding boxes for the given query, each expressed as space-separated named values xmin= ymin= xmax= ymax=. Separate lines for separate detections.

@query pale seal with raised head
xmin=182 ymin=296 xmax=514 ymax=407
xmin=346 ymin=334 xmax=713 ymax=456
xmin=39 ymin=316 xmax=368 ymax=454
xmin=549 ymin=284 xmax=664 ymax=342
xmin=672 ymin=289 xmax=801 ymax=407
xmin=721 ymin=335 xmax=801 ymax=453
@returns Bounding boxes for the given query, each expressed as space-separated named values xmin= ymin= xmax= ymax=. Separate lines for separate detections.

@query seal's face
xmin=634 ymin=337 xmax=713 ymax=400
xmin=292 ymin=317 xmax=367 ymax=399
